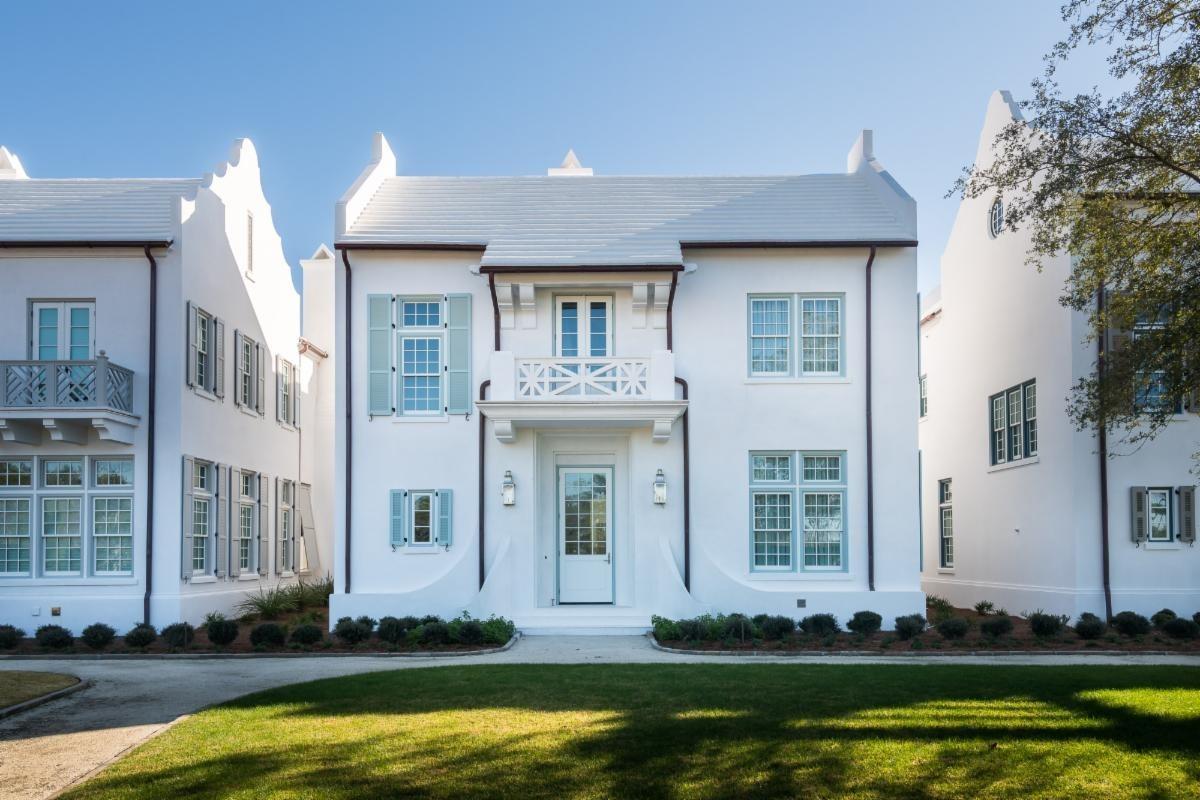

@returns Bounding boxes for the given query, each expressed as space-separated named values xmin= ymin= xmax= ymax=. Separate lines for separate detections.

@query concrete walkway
xmin=2 ymin=635 xmax=1197 ymax=800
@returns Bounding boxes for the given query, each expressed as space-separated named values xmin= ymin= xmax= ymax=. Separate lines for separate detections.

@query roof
xmin=0 ymin=178 xmax=200 ymax=244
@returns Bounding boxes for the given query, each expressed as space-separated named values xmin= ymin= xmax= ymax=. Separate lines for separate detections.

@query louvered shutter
xmin=445 ymin=294 xmax=472 ymax=414
xmin=275 ymin=477 xmax=284 ymax=573
xmin=275 ymin=356 xmax=283 ymax=422
xmin=436 ymin=489 xmax=453 ymax=547
xmin=390 ymin=489 xmax=407 ymax=547
xmin=292 ymin=365 xmax=300 ymax=427
xmin=368 ymin=295 xmax=394 ymax=415
xmin=258 ymin=473 xmax=270 ymax=575
xmin=233 ymin=331 xmax=243 ymax=407
xmin=181 ymin=456 xmax=194 ymax=579
xmin=255 ymin=342 xmax=265 ymax=415
xmin=186 ymin=302 xmax=197 ymax=388
xmin=1179 ymin=486 xmax=1196 ymax=544
xmin=1131 ymin=486 xmax=1148 ymax=543
xmin=229 ymin=465 xmax=242 ymax=577
xmin=215 ymin=464 xmax=228 ymax=577
xmin=213 ymin=318 xmax=225 ymax=398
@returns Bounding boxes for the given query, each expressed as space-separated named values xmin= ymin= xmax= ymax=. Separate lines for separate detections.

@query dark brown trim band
xmin=666 ymin=271 xmax=679 ymax=351
xmin=479 ymin=264 xmax=685 ymax=274
xmin=0 ymin=240 xmax=173 ymax=249
xmin=488 ymin=272 xmax=501 ymax=351
xmin=865 ymin=246 xmax=877 ymax=592
xmin=335 ymin=242 xmax=486 ymax=252
xmin=680 ymin=239 xmax=917 ymax=250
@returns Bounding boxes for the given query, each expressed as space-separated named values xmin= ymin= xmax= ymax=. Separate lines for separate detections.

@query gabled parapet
xmin=846 ymin=129 xmax=917 ymax=239
xmin=336 ymin=132 xmax=396 ymax=238
xmin=0 ymin=146 xmax=27 ymax=179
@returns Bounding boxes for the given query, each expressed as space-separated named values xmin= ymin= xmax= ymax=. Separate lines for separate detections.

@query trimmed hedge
xmin=250 ymin=622 xmax=286 ymax=648
xmin=894 ymin=614 xmax=926 ymax=641
xmin=1150 ymin=608 xmax=1177 ymax=628
xmin=35 ymin=624 xmax=73 ymax=649
xmin=937 ymin=617 xmax=970 ymax=640
xmin=162 ymin=622 xmax=195 ymax=649
xmin=124 ymin=624 xmax=157 ymax=648
xmin=81 ymin=623 xmax=116 ymax=650
xmin=980 ymin=615 xmax=1013 ymax=638
xmin=847 ymin=611 xmax=882 ymax=636
xmin=0 ymin=624 xmax=24 ymax=650
xmin=1073 ymin=613 xmax=1106 ymax=640
xmin=206 ymin=618 xmax=239 ymax=646
xmin=1162 ymin=617 xmax=1200 ymax=640
xmin=1112 ymin=611 xmax=1152 ymax=637
xmin=1027 ymin=611 xmax=1067 ymax=638
xmin=799 ymin=613 xmax=840 ymax=636
xmin=289 ymin=624 xmax=324 ymax=645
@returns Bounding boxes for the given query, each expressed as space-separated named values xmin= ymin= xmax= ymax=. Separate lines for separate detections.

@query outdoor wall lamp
xmin=653 ymin=469 xmax=668 ymax=505
xmin=501 ymin=470 xmax=516 ymax=506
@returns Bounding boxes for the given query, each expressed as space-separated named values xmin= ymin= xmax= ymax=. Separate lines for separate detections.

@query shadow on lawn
xmin=68 ymin=665 xmax=1200 ymax=799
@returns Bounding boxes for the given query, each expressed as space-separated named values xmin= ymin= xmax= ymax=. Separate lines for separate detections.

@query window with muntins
xmin=191 ymin=461 xmax=213 ymax=574
xmin=238 ymin=471 xmax=258 ymax=573
xmin=749 ymin=451 xmax=848 ymax=572
xmin=989 ymin=380 xmax=1037 ymax=466
xmin=1148 ymin=487 xmax=1173 ymax=541
xmin=31 ymin=301 xmax=94 ymax=360
xmin=278 ymin=479 xmax=294 ymax=572
xmin=939 ymin=479 xmax=953 ymax=568
xmin=188 ymin=303 xmax=224 ymax=398
xmin=748 ymin=295 xmax=843 ymax=378
xmin=1132 ymin=308 xmax=1182 ymax=413
xmin=369 ymin=294 xmax=472 ymax=418
xmin=919 ymin=375 xmax=928 ymax=418
xmin=556 ymin=296 xmax=612 ymax=357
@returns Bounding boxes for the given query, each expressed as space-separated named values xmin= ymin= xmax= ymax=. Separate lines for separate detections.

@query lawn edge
xmin=0 ymin=633 xmax=520 ymax=661
xmin=0 ymin=676 xmax=89 ymax=720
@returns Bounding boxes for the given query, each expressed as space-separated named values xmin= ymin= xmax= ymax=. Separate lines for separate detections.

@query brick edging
xmin=0 ymin=677 xmax=91 ymax=720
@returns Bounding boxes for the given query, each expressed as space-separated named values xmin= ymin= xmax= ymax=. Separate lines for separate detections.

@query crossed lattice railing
xmin=516 ymin=357 xmax=650 ymax=399
xmin=0 ymin=356 xmax=134 ymax=412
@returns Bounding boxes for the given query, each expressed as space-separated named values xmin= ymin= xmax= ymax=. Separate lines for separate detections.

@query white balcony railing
xmin=0 ymin=355 xmax=134 ymax=413
xmin=517 ymin=357 xmax=651 ymax=399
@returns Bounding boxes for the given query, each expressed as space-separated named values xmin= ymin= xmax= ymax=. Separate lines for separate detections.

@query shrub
xmin=124 ymin=623 xmax=157 ymax=648
xmin=1151 ymin=608 xmax=1177 ymax=628
xmin=799 ymin=613 xmax=840 ymax=636
xmin=980 ymin=615 xmax=1014 ymax=638
xmin=250 ymin=622 xmax=286 ymax=648
xmin=721 ymin=614 xmax=758 ymax=642
xmin=1112 ymin=611 xmax=1152 ymax=636
xmin=1161 ymin=617 xmax=1200 ymax=640
xmin=678 ymin=617 xmax=708 ymax=641
xmin=161 ymin=622 xmax=195 ymax=649
xmin=973 ymin=600 xmax=995 ymax=616
xmin=81 ymin=623 xmax=116 ymax=650
xmin=302 ymin=575 xmax=335 ymax=607
xmin=397 ymin=615 xmax=422 ymax=631
xmin=333 ymin=616 xmax=372 ymax=645
xmin=894 ymin=614 xmax=926 ymax=640
xmin=651 ymin=615 xmax=683 ymax=641
xmin=0 ymin=625 xmax=24 ymax=650
xmin=937 ymin=617 xmax=970 ymax=640
xmin=456 ymin=619 xmax=485 ymax=645
xmin=205 ymin=617 xmax=239 ymax=646
xmin=35 ymin=624 xmax=73 ymax=649
xmin=377 ymin=616 xmax=409 ymax=644
xmin=480 ymin=615 xmax=516 ymax=645
xmin=1074 ymin=613 xmax=1107 ymax=640
xmin=1195 ymin=611 xmax=1200 ymax=626
xmin=927 ymin=595 xmax=955 ymax=622
xmin=236 ymin=585 xmax=298 ymax=620
xmin=355 ymin=615 xmax=378 ymax=632
xmin=1027 ymin=611 xmax=1067 ymax=637
xmin=419 ymin=621 xmax=451 ymax=645
xmin=289 ymin=623 xmax=324 ymax=645
xmin=847 ymin=611 xmax=882 ymax=636
xmin=420 ymin=615 xmax=443 ymax=626
xmin=760 ymin=615 xmax=797 ymax=641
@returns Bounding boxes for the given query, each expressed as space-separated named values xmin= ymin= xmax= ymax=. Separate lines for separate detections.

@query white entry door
xmin=558 ymin=467 xmax=614 ymax=603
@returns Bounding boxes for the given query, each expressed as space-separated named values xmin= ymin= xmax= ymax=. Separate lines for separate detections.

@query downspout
xmin=666 ymin=271 xmax=679 ymax=351
xmin=865 ymin=246 xmax=877 ymax=592
xmin=1096 ymin=288 xmax=1113 ymax=619
xmin=674 ymin=377 xmax=690 ymax=592
xmin=488 ymin=272 xmax=500 ymax=350
xmin=478 ymin=379 xmax=491 ymax=589
xmin=341 ymin=248 xmax=353 ymax=594
xmin=142 ymin=246 xmax=158 ymax=625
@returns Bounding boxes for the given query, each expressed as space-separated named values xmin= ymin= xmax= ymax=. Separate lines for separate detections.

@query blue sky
xmin=1 ymin=1 xmax=1105 ymax=291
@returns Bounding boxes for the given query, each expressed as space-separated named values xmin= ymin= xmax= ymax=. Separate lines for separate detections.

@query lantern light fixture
xmin=653 ymin=468 xmax=667 ymax=505
xmin=501 ymin=470 xmax=516 ymax=506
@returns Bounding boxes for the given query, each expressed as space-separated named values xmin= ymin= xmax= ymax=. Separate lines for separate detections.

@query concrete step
xmin=515 ymin=611 xmax=652 ymax=636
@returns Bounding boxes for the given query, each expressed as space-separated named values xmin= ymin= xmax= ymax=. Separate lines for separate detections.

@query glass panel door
xmin=557 ymin=466 xmax=614 ymax=603
xmin=556 ymin=296 xmax=612 ymax=357
xmin=31 ymin=302 xmax=94 ymax=360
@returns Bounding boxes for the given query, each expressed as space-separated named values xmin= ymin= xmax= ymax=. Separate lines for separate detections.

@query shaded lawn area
xmin=66 ymin=665 xmax=1200 ymax=799
xmin=0 ymin=670 xmax=77 ymax=708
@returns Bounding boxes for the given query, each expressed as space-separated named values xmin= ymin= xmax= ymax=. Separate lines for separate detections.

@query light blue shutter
xmin=368 ymin=295 xmax=394 ymax=415
xmin=436 ymin=489 xmax=453 ymax=547
xmin=390 ymin=489 xmax=407 ymax=547
xmin=181 ymin=456 xmax=194 ymax=579
xmin=445 ymin=294 xmax=471 ymax=414
xmin=185 ymin=302 xmax=196 ymax=388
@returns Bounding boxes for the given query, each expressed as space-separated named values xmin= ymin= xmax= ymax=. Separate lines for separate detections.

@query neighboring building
xmin=327 ymin=132 xmax=923 ymax=633
xmin=0 ymin=140 xmax=329 ymax=631
xmin=919 ymin=91 xmax=1200 ymax=619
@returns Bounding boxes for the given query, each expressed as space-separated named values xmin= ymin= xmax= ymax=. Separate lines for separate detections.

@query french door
xmin=556 ymin=296 xmax=612 ymax=357
xmin=32 ymin=302 xmax=94 ymax=360
xmin=557 ymin=467 xmax=614 ymax=603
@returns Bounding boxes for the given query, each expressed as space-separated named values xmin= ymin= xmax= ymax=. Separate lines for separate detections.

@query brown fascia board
xmin=335 ymin=242 xmax=487 ymax=252
xmin=679 ymin=239 xmax=918 ymax=249
xmin=0 ymin=239 xmax=173 ymax=248
xmin=479 ymin=264 xmax=684 ymax=274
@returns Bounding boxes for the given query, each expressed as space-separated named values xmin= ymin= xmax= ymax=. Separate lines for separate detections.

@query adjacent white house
xmin=325 ymin=132 xmax=924 ymax=633
xmin=919 ymin=91 xmax=1200 ymax=619
xmin=0 ymin=140 xmax=330 ymax=632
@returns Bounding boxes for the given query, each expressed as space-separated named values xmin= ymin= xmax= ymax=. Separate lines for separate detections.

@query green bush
xmin=289 ymin=623 xmax=324 ymax=645
xmin=799 ymin=613 xmax=840 ymax=636
xmin=894 ymin=614 xmax=926 ymax=640
xmin=1112 ymin=611 xmax=1152 ymax=636
xmin=760 ymin=615 xmax=797 ymax=640
xmin=480 ymin=615 xmax=516 ymax=644
xmin=1151 ymin=608 xmax=1177 ymax=628
xmin=677 ymin=617 xmax=708 ymax=641
xmin=720 ymin=614 xmax=758 ymax=642
xmin=124 ymin=623 xmax=157 ymax=648
xmin=847 ymin=611 xmax=882 ymax=636
xmin=973 ymin=600 xmax=995 ymax=616
xmin=420 ymin=615 xmax=443 ymax=626
xmin=0 ymin=624 xmax=24 ymax=649
xmin=35 ymin=624 xmax=73 ymax=649
xmin=1027 ymin=611 xmax=1067 ymax=637
xmin=1161 ymin=617 xmax=1200 ymax=640
xmin=651 ymin=615 xmax=683 ymax=641
xmin=419 ymin=621 xmax=451 ymax=645
xmin=236 ymin=586 xmax=298 ymax=620
xmin=161 ymin=622 xmax=195 ymax=649
xmin=1194 ymin=611 xmax=1200 ymax=626
xmin=333 ymin=616 xmax=372 ymax=645
xmin=205 ymin=617 xmax=239 ymax=646
xmin=81 ymin=623 xmax=116 ymax=650
xmin=927 ymin=595 xmax=955 ymax=622
xmin=456 ymin=619 xmax=485 ymax=645
xmin=1074 ymin=613 xmax=1107 ymax=640
xmin=980 ymin=615 xmax=1013 ymax=638
xmin=937 ymin=617 xmax=970 ymax=639
xmin=250 ymin=622 xmax=286 ymax=648
xmin=377 ymin=616 xmax=409 ymax=644
xmin=355 ymin=616 xmax=378 ymax=632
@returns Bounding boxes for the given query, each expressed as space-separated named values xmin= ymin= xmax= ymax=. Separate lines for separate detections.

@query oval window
xmin=988 ymin=199 xmax=1004 ymax=238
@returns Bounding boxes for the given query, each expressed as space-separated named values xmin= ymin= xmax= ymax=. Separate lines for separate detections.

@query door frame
xmin=555 ymin=464 xmax=616 ymax=605
xmin=30 ymin=300 xmax=95 ymax=360
xmin=553 ymin=295 xmax=614 ymax=357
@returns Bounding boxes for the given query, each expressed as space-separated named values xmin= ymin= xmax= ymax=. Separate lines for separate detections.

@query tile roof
xmin=0 ymin=179 xmax=200 ymax=243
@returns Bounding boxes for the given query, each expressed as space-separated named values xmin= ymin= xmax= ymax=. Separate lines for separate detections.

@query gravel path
xmin=2 ymin=635 xmax=1197 ymax=800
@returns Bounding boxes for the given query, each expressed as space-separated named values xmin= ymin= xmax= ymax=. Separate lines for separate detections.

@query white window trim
xmin=748 ymin=450 xmax=848 ymax=575
xmin=748 ymin=295 xmax=792 ymax=377
xmin=938 ymin=479 xmax=954 ymax=569
xmin=40 ymin=495 xmax=83 ymax=577
xmin=408 ymin=489 xmax=436 ymax=547
xmin=0 ymin=495 xmax=33 ymax=577
xmin=191 ymin=461 xmax=214 ymax=577
xmin=990 ymin=380 xmax=1037 ymax=466
xmin=31 ymin=301 xmax=96 ymax=361
xmin=92 ymin=495 xmax=134 ymax=577
xmin=398 ymin=335 xmax=444 ymax=416
xmin=1147 ymin=487 xmax=1174 ymax=542
xmin=279 ymin=479 xmax=295 ymax=573
xmin=748 ymin=294 xmax=845 ymax=379
xmin=555 ymin=295 xmax=613 ymax=357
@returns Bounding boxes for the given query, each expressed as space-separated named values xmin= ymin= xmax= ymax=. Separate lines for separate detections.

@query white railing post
xmin=649 ymin=351 xmax=674 ymax=400
xmin=491 ymin=351 xmax=516 ymax=401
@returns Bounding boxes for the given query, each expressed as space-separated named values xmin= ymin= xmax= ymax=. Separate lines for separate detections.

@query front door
xmin=557 ymin=467 xmax=614 ymax=603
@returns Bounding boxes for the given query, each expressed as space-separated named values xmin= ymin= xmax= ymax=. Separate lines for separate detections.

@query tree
xmin=954 ymin=0 xmax=1200 ymax=454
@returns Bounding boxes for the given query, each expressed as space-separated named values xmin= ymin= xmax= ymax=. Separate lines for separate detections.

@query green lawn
xmin=0 ymin=670 xmax=77 ymax=708
xmin=66 ymin=665 xmax=1200 ymax=799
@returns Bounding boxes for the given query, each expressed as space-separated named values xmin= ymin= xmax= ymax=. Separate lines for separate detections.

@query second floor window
xmin=233 ymin=331 xmax=264 ymax=414
xmin=919 ymin=375 xmax=928 ymax=418
xmin=556 ymin=296 xmax=611 ymax=357
xmin=990 ymin=380 xmax=1037 ymax=466
xmin=938 ymin=479 xmax=953 ymax=568
xmin=366 ymin=293 xmax=472 ymax=418
xmin=277 ymin=358 xmax=298 ymax=426
xmin=187 ymin=303 xmax=224 ymax=398
xmin=31 ymin=301 xmax=94 ymax=360
xmin=748 ymin=295 xmax=843 ymax=378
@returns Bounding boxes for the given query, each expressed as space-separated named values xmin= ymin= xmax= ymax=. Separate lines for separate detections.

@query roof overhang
xmin=679 ymin=239 xmax=918 ymax=249
xmin=0 ymin=240 xmax=173 ymax=249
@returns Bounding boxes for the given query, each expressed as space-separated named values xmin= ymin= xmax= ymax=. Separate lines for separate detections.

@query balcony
xmin=478 ymin=351 xmax=687 ymax=442
xmin=0 ymin=353 xmax=139 ymax=445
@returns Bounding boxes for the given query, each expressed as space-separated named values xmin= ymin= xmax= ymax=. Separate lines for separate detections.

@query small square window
xmin=802 ymin=455 xmax=841 ymax=482
xmin=751 ymin=454 xmax=791 ymax=482
xmin=94 ymin=459 xmax=134 ymax=487
xmin=43 ymin=459 xmax=83 ymax=488
xmin=0 ymin=459 xmax=32 ymax=487
xmin=402 ymin=300 xmax=441 ymax=328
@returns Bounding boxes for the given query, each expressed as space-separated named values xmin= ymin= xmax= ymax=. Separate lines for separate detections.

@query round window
xmin=988 ymin=199 xmax=1004 ymax=238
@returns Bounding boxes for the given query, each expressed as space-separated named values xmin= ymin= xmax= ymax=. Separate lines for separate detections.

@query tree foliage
xmin=954 ymin=1 xmax=1200 ymax=452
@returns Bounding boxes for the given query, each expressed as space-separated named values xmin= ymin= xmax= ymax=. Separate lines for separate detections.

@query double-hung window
xmin=989 ymin=380 xmax=1037 ymax=466
xmin=1132 ymin=308 xmax=1181 ymax=413
xmin=238 ymin=471 xmax=257 ymax=573
xmin=919 ymin=375 xmax=928 ymax=418
xmin=1148 ymin=487 xmax=1173 ymax=542
xmin=278 ymin=479 xmax=294 ymax=572
xmin=388 ymin=488 xmax=454 ymax=549
xmin=398 ymin=297 xmax=443 ymax=415
xmin=938 ymin=479 xmax=954 ymax=568
xmin=41 ymin=459 xmax=83 ymax=576
xmin=368 ymin=294 xmax=472 ymax=418
xmin=92 ymin=458 xmax=133 ymax=575
xmin=749 ymin=451 xmax=848 ymax=572
xmin=187 ymin=303 xmax=224 ymax=398
xmin=277 ymin=358 xmax=298 ymax=426
xmin=748 ymin=295 xmax=843 ymax=378
xmin=233 ymin=331 xmax=264 ymax=414
xmin=190 ymin=460 xmax=213 ymax=574
xmin=0 ymin=459 xmax=32 ymax=577
xmin=31 ymin=301 xmax=94 ymax=360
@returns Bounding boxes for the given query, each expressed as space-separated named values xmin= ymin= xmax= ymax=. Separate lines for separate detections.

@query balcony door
xmin=556 ymin=296 xmax=611 ymax=357
xmin=32 ymin=302 xmax=94 ymax=361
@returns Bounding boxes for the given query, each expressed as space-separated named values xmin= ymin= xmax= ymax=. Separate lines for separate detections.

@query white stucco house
xmin=919 ymin=91 xmax=1200 ymax=619
xmin=0 ymin=141 xmax=330 ymax=632
xmin=325 ymin=132 xmax=924 ymax=633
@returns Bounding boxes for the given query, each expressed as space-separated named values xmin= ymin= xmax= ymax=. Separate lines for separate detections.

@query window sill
xmin=0 ymin=576 xmax=138 ymax=586
xmin=191 ymin=388 xmax=218 ymax=403
xmin=235 ymin=405 xmax=261 ymax=419
xmin=1143 ymin=541 xmax=1182 ymax=551
xmin=244 ymin=271 xmax=255 ymax=283
xmin=279 ymin=570 xmax=296 ymax=578
xmin=747 ymin=571 xmax=853 ymax=581
xmin=277 ymin=421 xmax=298 ymax=433
xmin=189 ymin=575 xmax=218 ymax=584
xmin=937 ymin=567 xmax=955 ymax=575
xmin=987 ymin=456 xmax=1039 ymax=474
xmin=745 ymin=377 xmax=850 ymax=385
xmin=237 ymin=573 xmax=260 ymax=581
xmin=391 ymin=416 xmax=449 ymax=424
xmin=401 ymin=547 xmax=442 ymax=555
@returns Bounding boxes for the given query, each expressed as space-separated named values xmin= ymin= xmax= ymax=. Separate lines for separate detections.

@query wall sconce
xmin=501 ymin=470 xmax=516 ymax=506
xmin=653 ymin=469 xmax=667 ymax=505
